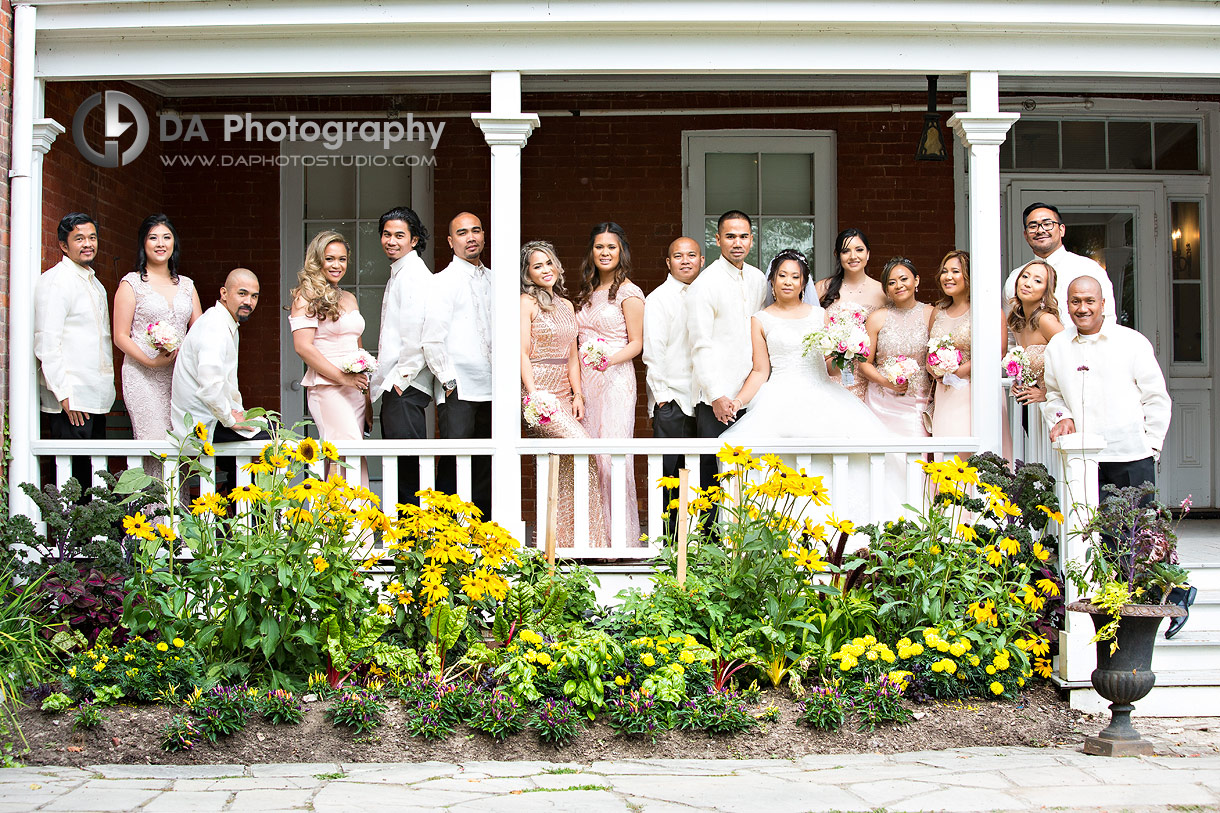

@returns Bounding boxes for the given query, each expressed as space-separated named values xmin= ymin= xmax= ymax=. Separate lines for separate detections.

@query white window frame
xmin=682 ymin=129 xmax=837 ymax=281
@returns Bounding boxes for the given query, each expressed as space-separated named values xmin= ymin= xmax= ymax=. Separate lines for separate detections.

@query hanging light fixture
xmin=915 ymin=74 xmax=948 ymax=161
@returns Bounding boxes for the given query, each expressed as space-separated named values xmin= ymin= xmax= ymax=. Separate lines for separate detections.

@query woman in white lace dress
xmin=113 ymin=214 xmax=203 ymax=441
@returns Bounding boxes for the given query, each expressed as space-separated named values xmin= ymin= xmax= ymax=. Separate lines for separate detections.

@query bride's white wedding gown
xmin=723 ymin=306 xmax=907 ymax=526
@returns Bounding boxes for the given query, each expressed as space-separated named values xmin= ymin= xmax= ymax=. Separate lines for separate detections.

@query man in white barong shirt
xmin=170 ymin=268 xmax=264 ymax=443
xmin=422 ymin=212 xmax=492 ymax=517
xmin=35 ymin=213 xmax=115 ymax=487
xmin=686 ymin=211 xmax=767 ymax=486
xmin=644 ymin=236 xmax=704 ymax=531
xmin=1044 ymin=276 xmax=1170 ymax=497
xmin=1004 ymin=202 xmax=1116 ymax=319
xmin=371 ymin=206 xmax=437 ymax=507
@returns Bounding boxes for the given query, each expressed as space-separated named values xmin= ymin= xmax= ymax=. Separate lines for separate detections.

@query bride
xmin=723 ymin=249 xmax=901 ymax=524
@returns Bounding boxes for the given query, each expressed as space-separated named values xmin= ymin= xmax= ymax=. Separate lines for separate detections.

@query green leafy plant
xmin=63 ymin=634 xmax=202 ymax=704
xmin=40 ymin=692 xmax=72 ymax=712
xmin=327 ymin=689 xmax=386 ymax=734
xmin=607 ymin=689 xmax=665 ymax=742
xmin=0 ymin=562 xmax=56 ymax=756
xmin=799 ymin=686 xmax=848 ymax=730
xmin=72 ymin=702 xmax=105 ymax=731
xmin=192 ymin=685 xmax=254 ymax=741
xmin=423 ymin=602 xmax=470 ymax=679
xmin=319 ymin=610 xmax=420 ymax=689
xmin=259 ymin=689 xmax=304 ymax=725
xmin=404 ymin=697 xmax=454 ymax=740
xmin=691 ymin=687 xmax=756 ymax=734
xmin=530 ymin=698 xmax=585 ymax=746
xmin=470 ymin=689 xmax=528 ymax=740
xmin=160 ymin=714 xmax=200 ymax=752
xmin=852 ymin=675 xmax=914 ymax=731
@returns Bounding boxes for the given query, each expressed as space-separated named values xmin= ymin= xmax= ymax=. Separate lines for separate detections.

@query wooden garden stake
xmin=545 ymin=453 xmax=560 ymax=573
xmin=676 ymin=467 xmax=690 ymax=586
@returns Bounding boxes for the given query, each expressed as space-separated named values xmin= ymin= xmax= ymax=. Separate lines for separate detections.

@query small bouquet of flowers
xmin=580 ymin=338 xmax=611 ymax=372
xmin=803 ymin=304 xmax=871 ymax=385
xmin=340 ymin=350 xmax=379 ymax=375
xmin=146 ymin=321 xmax=182 ymax=353
xmin=522 ymin=391 xmax=560 ymax=428
xmin=927 ymin=335 xmax=964 ymax=387
xmin=879 ymin=355 xmax=920 ymax=393
xmin=1002 ymin=346 xmax=1037 ymax=388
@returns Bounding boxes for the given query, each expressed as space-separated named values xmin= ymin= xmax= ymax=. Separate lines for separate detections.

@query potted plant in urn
xmin=1065 ymin=483 xmax=1191 ymax=756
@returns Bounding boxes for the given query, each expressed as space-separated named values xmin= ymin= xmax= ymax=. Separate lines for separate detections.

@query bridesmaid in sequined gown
xmin=927 ymin=251 xmax=973 ymax=446
xmin=1005 ymin=259 xmax=1065 ymax=449
xmin=520 ymin=241 xmax=609 ymax=549
xmin=575 ymin=223 xmax=644 ymax=545
xmin=815 ymin=228 xmax=887 ymax=402
xmin=859 ymin=257 xmax=933 ymax=437
xmin=113 ymin=215 xmax=203 ymax=442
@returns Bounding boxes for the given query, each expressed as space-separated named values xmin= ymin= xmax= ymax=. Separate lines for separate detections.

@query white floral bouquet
xmin=580 ymin=338 xmax=611 ymax=372
xmin=522 ymin=391 xmax=560 ymax=428
xmin=803 ymin=304 xmax=871 ymax=385
xmin=340 ymin=350 xmax=378 ymax=375
xmin=146 ymin=321 xmax=182 ymax=353
xmin=1002 ymin=346 xmax=1037 ymax=388
xmin=880 ymin=355 xmax=920 ymax=392
xmin=926 ymin=335 xmax=962 ymax=378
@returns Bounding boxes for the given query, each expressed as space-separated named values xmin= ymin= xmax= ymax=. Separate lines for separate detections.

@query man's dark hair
xmin=57 ymin=213 xmax=97 ymax=243
xmin=717 ymin=210 xmax=753 ymax=231
xmin=1022 ymin=202 xmax=1061 ymax=224
xmin=379 ymin=206 xmax=429 ymax=253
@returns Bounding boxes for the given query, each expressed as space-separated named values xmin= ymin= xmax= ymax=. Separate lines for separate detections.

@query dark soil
xmin=16 ymin=685 xmax=1088 ymax=767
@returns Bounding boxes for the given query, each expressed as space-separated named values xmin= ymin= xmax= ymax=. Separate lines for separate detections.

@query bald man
xmin=171 ymin=268 xmax=266 ymax=443
xmin=644 ymin=237 xmax=704 ymax=533
xmin=1043 ymin=275 xmax=1170 ymax=496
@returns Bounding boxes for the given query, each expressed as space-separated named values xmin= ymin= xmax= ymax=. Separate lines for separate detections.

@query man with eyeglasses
xmin=1004 ymin=202 xmax=1116 ymax=319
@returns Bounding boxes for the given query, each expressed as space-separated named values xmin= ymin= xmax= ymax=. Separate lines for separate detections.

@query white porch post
xmin=1053 ymin=434 xmax=1105 ymax=686
xmin=948 ymin=72 xmax=1018 ymax=455
xmin=472 ymin=72 xmax=539 ymax=540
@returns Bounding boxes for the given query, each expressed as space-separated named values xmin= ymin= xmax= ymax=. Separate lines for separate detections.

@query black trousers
xmin=1098 ymin=456 xmax=1157 ymax=502
xmin=437 ymin=394 xmax=492 ymax=519
xmin=43 ymin=411 xmax=106 ymax=492
xmin=380 ymin=385 xmax=432 ymax=507
xmin=212 ymin=424 xmax=271 ymax=494
xmin=652 ymin=401 xmax=698 ymax=538
xmin=694 ymin=401 xmax=745 ymax=490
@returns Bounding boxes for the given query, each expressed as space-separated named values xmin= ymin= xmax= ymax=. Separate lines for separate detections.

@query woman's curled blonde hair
xmin=291 ymin=230 xmax=350 ymax=321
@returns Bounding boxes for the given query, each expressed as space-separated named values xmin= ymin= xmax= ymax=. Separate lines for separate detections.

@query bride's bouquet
xmin=522 ymin=391 xmax=560 ymax=428
xmin=146 ymin=321 xmax=182 ymax=353
xmin=1002 ymin=346 xmax=1037 ymax=389
xmin=580 ymin=338 xmax=611 ymax=372
xmin=802 ymin=304 xmax=871 ymax=385
xmin=880 ymin=355 xmax=920 ymax=394
xmin=927 ymin=335 xmax=964 ymax=387
xmin=340 ymin=350 xmax=379 ymax=375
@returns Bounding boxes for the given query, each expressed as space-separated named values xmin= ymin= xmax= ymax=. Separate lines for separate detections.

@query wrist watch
xmin=443 ymin=379 xmax=457 ymax=393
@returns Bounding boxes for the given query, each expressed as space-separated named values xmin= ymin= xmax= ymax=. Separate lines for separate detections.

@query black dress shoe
xmin=1165 ymin=585 xmax=1197 ymax=639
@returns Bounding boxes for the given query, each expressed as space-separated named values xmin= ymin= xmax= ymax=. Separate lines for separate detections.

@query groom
xmin=686 ymin=210 xmax=767 ymax=487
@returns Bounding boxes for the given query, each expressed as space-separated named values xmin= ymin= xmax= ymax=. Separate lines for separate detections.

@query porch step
xmin=1069 ymin=682 xmax=1220 ymax=717
xmin=1181 ymin=563 xmax=1220 ymax=591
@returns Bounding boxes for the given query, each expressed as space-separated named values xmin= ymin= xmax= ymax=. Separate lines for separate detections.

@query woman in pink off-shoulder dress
xmin=520 ymin=241 xmax=609 ymax=549
xmin=575 ymin=222 xmax=644 ymax=545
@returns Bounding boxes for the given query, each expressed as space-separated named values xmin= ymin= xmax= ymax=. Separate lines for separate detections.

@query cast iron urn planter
xmin=1067 ymin=600 xmax=1186 ymax=756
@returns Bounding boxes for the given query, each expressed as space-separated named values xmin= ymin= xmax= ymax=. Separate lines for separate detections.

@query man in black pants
xmin=643 ymin=237 xmax=704 ymax=536
xmin=370 ymin=206 xmax=437 ymax=508
xmin=423 ymin=213 xmax=493 ymax=518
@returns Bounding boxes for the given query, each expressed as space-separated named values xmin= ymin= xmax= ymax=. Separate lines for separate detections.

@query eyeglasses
xmin=1024 ymin=219 xmax=1061 ymax=234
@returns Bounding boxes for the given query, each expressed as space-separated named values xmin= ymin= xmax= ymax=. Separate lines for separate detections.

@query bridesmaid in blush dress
xmin=520 ymin=241 xmax=609 ymax=549
xmin=858 ymin=257 xmax=933 ymax=437
xmin=815 ymin=228 xmax=888 ymax=402
xmin=288 ymin=230 xmax=373 ymax=478
xmin=927 ymin=250 xmax=973 ymax=449
xmin=575 ymin=222 xmax=644 ymax=545
xmin=1006 ymin=259 xmax=1065 ymax=436
xmin=113 ymin=214 xmax=203 ymax=444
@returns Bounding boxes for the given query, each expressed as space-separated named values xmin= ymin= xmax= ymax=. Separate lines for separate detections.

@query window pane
xmin=759 ymin=218 xmax=814 ymax=270
xmin=1061 ymin=211 xmax=1136 ymax=329
xmin=1013 ymin=120 xmax=1059 ymax=169
xmin=704 ymin=153 xmax=758 ymax=215
xmin=359 ymin=164 xmax=412 ymax=218
xmin=1107 ymin=121 xmax=1152 ymax=170
xmin=760 ymin=154 xmax=812 ymax=215
xmin=703 ymin=216 xmax=759 ymax=270
xmin=358 ymin=286 xmax=384 ymax=351
xmin=303 ymin=220 xmax=354 ymax=254
xmin=1171 ymin=200 xmax=1204 ymax=364
xmin=358 ymin=220 xmax=389 ymax=287
xmin=1155 ymin=122 xmax=1200 ymax=172
xmin=304 ymin=164 xmax=356 ymax=219
xmin=1173 ymin=283 xmax=1204 ymax=363
xmin=1061 ymin=120 xmax=1106 ymax=170
xmin=1171 ymin=201 xmax=1201 ymax=281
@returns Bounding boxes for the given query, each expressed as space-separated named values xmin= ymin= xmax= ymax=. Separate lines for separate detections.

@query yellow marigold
xmin=313 ymin=556 xmax=329 ymax=573
xmin=990 ymin=681 xmax=1005 ymax=695
xmin=640 ymin=652 xmax=656 ymax=667
xmin=172 ymin=638 xmax=185 ymax=648
xmin=156 ymin=641 xmax=169 ymax=652
xmin=679 ymin=649 xmax=695 ymax=664
xmin=943 ymin=659 xmax=957 ymax=675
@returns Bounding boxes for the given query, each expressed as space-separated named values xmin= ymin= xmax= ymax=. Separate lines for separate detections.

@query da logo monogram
xmin=72 ymin=91 xmax=149 ymax=168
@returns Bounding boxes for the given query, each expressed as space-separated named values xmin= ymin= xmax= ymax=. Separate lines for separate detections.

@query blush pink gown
xmin=122 ymin=272 xmax=196 ymax=441
xmin=289 ymin=309 xmax=369 ymax=441
xmin=866 ymin=302 xmax=933 ymax=437
xmin=825 ymin=298 xmax=879 ymax=403
xmin=929 ymin=307 xmax=972 ymax=439
xmin=526 ymin=299 xmax=609 ymax=549
xmin=577 ymin=281 xmax=644 ymax=546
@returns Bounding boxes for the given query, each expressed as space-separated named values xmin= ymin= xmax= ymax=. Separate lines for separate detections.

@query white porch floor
xmin=1178 ymin=518 xmax=1220 ymax=565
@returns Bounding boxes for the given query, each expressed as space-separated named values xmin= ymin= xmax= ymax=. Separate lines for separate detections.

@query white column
xmin=1053 ymin=433 xmax=1105 ymax=685
xmin=471 ymin=72 xmax=539 ymax=541
xmin=8 ymin=5 xmax=39 ymax=519
xmin=947 ymin=72 xmax=1018 ymax=455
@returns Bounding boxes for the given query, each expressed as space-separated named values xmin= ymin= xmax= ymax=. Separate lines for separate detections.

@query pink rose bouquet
xmin=146 ymin=321 xmax=182 ymax=353
xmin=803 ymin=303 xmax=871 ymax=385
xmin=580 ymin=338 xmax=611 ymax=372
xmin=522 ymin=391 xmax=560 ymax=428
xmin=1002 ymin=346 xmax=1037 ymax=389
xmin=926 ymin=335 xmax=962 ymax=378
xmin=880 ymin=355 xmax=920 ymax=392
xmin=340 ymin=350 xmax=379 ymax=375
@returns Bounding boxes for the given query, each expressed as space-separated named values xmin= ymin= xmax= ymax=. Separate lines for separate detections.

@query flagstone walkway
xmin=2 ymin=746 xmax=1219 ymax=813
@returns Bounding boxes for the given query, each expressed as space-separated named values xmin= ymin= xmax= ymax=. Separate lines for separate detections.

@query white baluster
xmin=534 ymin=454 xmax=549 ymax=548
xmin=610 ymin=455 xmax=626 ymax=551
xmin=456 ymin=455 xmax=472 ymax=502
xmin=419 ymin=455 xmax=436 ymax=492
xmin=868 ymin=453 xmax=886 ymax=523
xmin=89 ymin=456 xmax=105 ymax=488
xmin=573 ymin=454 xmax=589 ymax=553
xmin=646 ymin=454 xmax=661 ymax=542
xmin=831 ymin=454 xmax=850 ymax=513
xmin=55 ymin=456 xmax=70 ymax=488
xmin=381 ymin=456 xmax=399 ymax=518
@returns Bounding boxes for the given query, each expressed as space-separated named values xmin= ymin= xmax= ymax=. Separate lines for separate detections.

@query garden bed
xmin=17 ymin=684 xmax=1084 ymax=767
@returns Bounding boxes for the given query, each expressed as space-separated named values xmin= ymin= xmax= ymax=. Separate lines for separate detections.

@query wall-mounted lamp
xmin=915 ymin=75 xmax=948 ymax=161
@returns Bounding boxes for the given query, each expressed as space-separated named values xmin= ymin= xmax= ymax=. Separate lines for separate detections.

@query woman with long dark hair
xmin=113 ymin=213 xmax=202 ymax=440
xmin=815 ymin=228 xmax=887 ymax=402
xmin=858 ymin=257 xmax=934 ymax=437
xmin=575 ymin=222 xmax=644 ymax=543
xmin=928 ymin=250 xmax=973 ymax=442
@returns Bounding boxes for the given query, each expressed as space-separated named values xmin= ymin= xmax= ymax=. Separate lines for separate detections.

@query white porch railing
xmin=30 ymin=436 xmax=980 ymax=561
xmin=1004 ymin=379 xmax=1055 ymax=468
